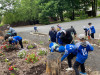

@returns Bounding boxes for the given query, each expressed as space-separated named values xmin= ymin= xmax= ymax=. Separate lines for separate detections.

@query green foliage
xmin=98 ymin=40 xmax=100 ymax=43
xmin=25 ymin=53 xmax=39 ymax=63
xmin=79 ymin=11 xmax=88 ymax=19
xmin=0 ymin=0 xmax=95 ymax=24
xmin=17 ymin=50 xmax=26 ymax=58
xmin=23 ymin=40 xmax=29 ymax=44
xmin=38 ymin=50 xmax=47 ymax=56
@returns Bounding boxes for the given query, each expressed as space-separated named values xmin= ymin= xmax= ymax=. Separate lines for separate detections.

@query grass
xmin=0 ymin=24 xmax=3 ymax=27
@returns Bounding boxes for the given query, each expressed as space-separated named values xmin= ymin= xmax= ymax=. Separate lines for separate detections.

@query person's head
xmin=8 ymin=37 xmax=13 ymax=41
xmin=57 ymin=25 xmax=62 ymax=31
xmin=51 ymin=26 xmax=55 ymax=30
xmin=7 ymin=25 xmax=10 ymax=29
xmin=88 ymin=23 xmax=92 ymax=26
xmin=71 ymin=26 xmax=73 ymax=28
xmin=78 ymin=34 xmax=86 ymax=42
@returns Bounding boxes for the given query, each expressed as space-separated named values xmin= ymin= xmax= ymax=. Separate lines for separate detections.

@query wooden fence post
xmin=46 ymin=52 xmax=61 ymax=75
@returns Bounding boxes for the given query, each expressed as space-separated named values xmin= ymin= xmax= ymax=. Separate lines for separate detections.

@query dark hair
xmin=88 ymin=23 xmax=92 ymax=25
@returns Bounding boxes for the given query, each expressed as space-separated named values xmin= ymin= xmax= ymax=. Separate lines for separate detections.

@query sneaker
xmin=80 ymin=72 xmax=87 ymax=75
xmin=66 ymin=67 xmax=73 ymax=71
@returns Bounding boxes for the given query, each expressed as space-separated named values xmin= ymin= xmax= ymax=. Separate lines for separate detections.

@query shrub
xmin=23 ymin=40 xmax=29 ymax=44
xmin=25 ymin=53 xmax=39 ymax=63
xmin=39 ymin=13 xmax=50 ymax=25
xmin=98 ymin=40 xmax=100 ymax=43
xmin=27 ymin=44 xmax=37 ymax=49
xmin=38 ymin=50 xmax=47 ymax=56
xmin=17 ymin=50 xmax=26 ymax=58
xmin=0 ymin=51 xmax=4 ymax=56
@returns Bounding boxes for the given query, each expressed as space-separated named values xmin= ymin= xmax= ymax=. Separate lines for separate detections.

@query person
xmin=60 ymin=27 xmax=77 ymax=45
xmin=49 ymin=42 xmax=77 ymax=71
xmin=83 ymin=26 xmax=89 ymax=37
xmin=49 ymin=26 xmax=57 ymax=42
xmin=7 ymin=25 xmax=17 ymax=36
xmin=8 ymin=36 xmax=23 ymax=48
xmin=34 ymin=26 xmax=38 ymax=32
xmin=73 ymin=34 xmax=94 ymax=75
xmin=56 ymin=25 xmax=63 ymax=45
xmin=88 ymin=23 xmax=96 ymax=39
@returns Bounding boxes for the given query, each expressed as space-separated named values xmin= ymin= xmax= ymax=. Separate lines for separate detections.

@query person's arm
xmin=61 ymin=50 xmax=69 ymax=62
xmin=86 ymin=41 xmax=94 ymax=51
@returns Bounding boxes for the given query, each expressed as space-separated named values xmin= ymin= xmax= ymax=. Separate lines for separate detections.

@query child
xmin=73 ymin=34 xmax=94 ymax=75
xmin=88 ymin=23 xmax=96 ymax=39
xmin=56 ymin=25 xmax=63 ymax=45
xmin=8 ymin=36 xmax=23 ymax=49
xmin=49 ymin=42 xmax=77 ymax=71
xmin=34 ymin=26 xmax=38 ymax=32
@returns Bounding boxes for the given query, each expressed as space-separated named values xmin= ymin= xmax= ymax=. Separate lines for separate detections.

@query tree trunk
xmin=72 ymin=9 xmax=75 ymax=20
xmin=59 ymin=11 xmax=64 ymax=21
xmin=46 ymin=52 xmax=61 ymax=75
xmin=92 ymin=0 xmax=97 ymax=17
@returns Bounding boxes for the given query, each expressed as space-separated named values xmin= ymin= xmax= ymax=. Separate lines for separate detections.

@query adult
xmin=60 ymin=27 xmax=77 ymax=45
xmin=9 ymin=36 xmax=23 ymax=48
xmin=88 ymin=23 xmax=96 ymax=39
xmin=7 ymin=25 xmax=17 ymax=36
xmin=49 ymin=26 xmax=57 ymax=42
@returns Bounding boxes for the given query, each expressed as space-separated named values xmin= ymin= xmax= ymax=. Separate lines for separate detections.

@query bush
xmin=25 ymin=53 xmax=39 ymax=63
xmin=17 ymin=50 xmax=26 ymax=58
xmin=27 ymin=44 xmax=37 ymax=49
xmin=1 ymin=43 xmax=19 ymax=51
xmin=39 ymin=14 xmax=50 ymax=25
xmin=23 ymin=40 xmax=29 ymax=44
xmin=38 ymin=50 xmax=47 ymax=56
xmin=0 ymin=51 xmax=4 ymax=56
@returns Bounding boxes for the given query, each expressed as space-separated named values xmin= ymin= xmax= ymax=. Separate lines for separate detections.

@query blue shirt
xmin=56 ymin=31 xmax=63 ymax=45
xmin=61 ymin=44 xmax=77 ymax=61
xmin=11 ymin=36 xmax=22 ymax=44
xmin=75 ymin=41 xmax=94 ymax=64
xmin=90 ymin=25 xmax=96 ymax=33
xmin=34 ymin=27 xmax=37 ymax=30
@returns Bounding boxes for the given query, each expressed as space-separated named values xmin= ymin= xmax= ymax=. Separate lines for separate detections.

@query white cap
xmin=7 ymin=26 xmax=10 ymax=29
xmin=8 ymin=37 xmax=13 ymax=40
xmin=78 ymin=34 xmax=85 ymax=39
xmin=83 ymin=26 xmax=86 ymax=29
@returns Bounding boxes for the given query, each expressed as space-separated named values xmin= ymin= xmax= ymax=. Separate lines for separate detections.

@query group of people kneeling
xmin=49 ymin=25 xmax=94 ymax=75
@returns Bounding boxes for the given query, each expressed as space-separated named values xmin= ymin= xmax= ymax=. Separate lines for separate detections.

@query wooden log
xmin=46 ymin=52 xmax=61 ymax=75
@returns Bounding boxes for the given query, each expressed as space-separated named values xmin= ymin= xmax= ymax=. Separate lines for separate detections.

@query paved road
xmin=14 ymin=17 xmax=100 ymax=38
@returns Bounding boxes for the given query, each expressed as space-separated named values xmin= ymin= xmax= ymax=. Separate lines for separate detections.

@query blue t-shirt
xmin=75 ymin=41 xmax=94 ymax=64
xmin=56 ymin=31 xmax=63 ymax=45
xmin=90 ymin=25 xmax=96 ymax=33
xmin=61 ymin=44 xmax=77 ymax=61
xmin=11 ymin=36 xmax=22 ymax=44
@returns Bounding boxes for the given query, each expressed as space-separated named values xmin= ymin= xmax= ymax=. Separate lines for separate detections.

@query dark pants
xmin=85 ymin=31 xmax=87 ymax=36
xmin=91 ymin=33 xmax=94 ymax=39
xmin=67 ymin=53 xmax=76 ymax=68
xmin=19 ymin=40 xmax=23 ymax=48
xmin=73 ymin=61 xmax=85 ymax=75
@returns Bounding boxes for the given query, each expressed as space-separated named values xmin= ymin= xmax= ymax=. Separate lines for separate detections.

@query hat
xmin=57 ymin=25 xmax=62 ymax=29
xmin=8 ymin=37 xmax=13 ymax=40
xmin=78 ymin=34 xmax=85 ymax=40
xmin=51 ymin=26 xmax=54 ymax=28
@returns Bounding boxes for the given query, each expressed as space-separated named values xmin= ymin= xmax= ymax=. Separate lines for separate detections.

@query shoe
xmin=80 ymin=72 xmax=87 ymax=75
xmin=66 ymin=67 xmax=73 ymax=71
